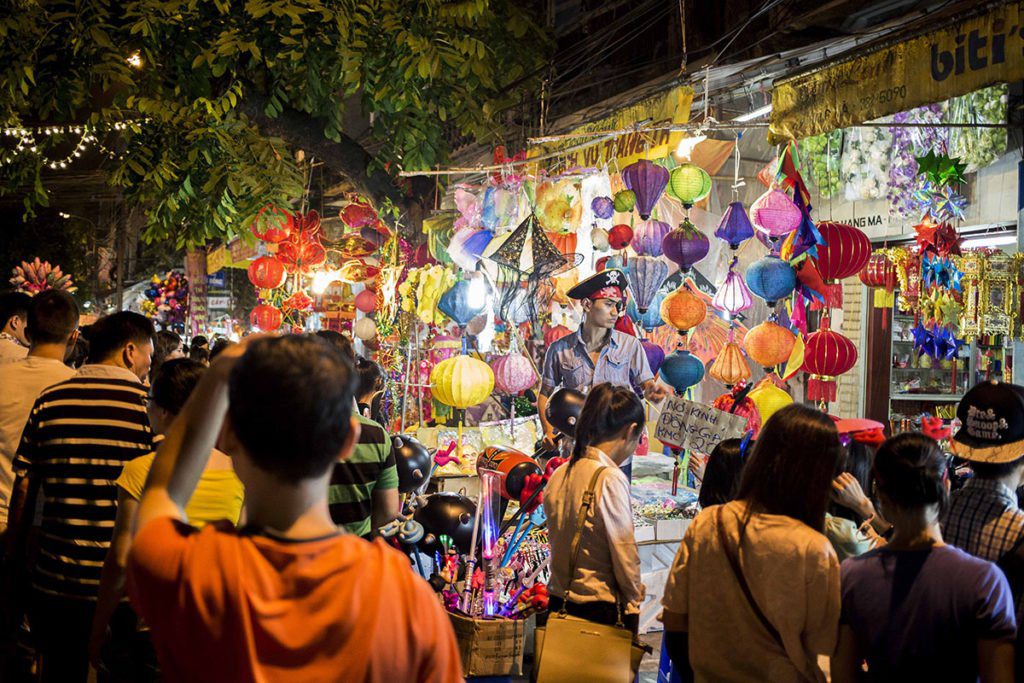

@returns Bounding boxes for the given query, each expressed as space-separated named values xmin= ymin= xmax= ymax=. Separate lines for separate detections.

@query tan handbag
xmin=533 ymin=466 xmax=644 ymax=683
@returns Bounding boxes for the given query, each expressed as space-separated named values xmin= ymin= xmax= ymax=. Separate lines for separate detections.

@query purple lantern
xmin=642 ymin=340 xmax=666 ymax=375
xmin=622 ymin=159 xmax=669 ymax=220
xmin=627 ymin=256 xmax=670 ymax=314
xmin=631 ymin=219 xmax=672 ymax=257
xmin=750 ymin=189 xmax=802 ymax=238
xmin=591 ymin=196 xmax=614 ymax=220
xmin=662 ymin=218 xmax=710 ymax=272
xmin=715 ymin=201 xmax=755 ymax=250
xmin=712 ymin=263 xmax=753 ymax=315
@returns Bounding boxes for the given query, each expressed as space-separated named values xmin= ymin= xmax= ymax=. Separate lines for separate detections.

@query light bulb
xmin=675 ymin=133 xmax=707 ymax=161
xmin=466 ymin=276 xmax=489 ymax=309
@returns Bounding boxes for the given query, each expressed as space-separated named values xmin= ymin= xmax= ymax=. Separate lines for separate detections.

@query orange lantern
xmin=546 ymin=231 xmax=578 ymax=257
xmin=742 ymin=321 xmax=796 ymax=369
xmin=247 ymin=256 xmax=287 ymax=290
xmin=250 ymin=304 xmax=283 ymax=331
xmin=708 ymin=341 xmax=751 ymax=386
xmin=660 ymin=285 xmax=707 ymax=337
xmin=544 ymin=324 xmax=572 ymax=347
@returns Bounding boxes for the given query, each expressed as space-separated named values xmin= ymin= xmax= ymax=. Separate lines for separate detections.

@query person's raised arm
xmin=89 ymin=490 xmax=138 ymax=669
xmin=976 ymin=639 xmax=1014 ymax=683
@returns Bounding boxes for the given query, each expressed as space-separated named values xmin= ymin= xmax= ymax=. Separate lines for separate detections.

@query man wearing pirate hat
xmin=539 ymin=269 xmax=668 ymax=476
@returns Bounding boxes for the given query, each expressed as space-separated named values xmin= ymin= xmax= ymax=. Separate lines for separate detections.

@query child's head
xmin=148 ymin=358 xmax=206 ymax=434
xmin=873 ymin=432 xmax=948 ymax=518
xmin=356 ymin=358 xmax=385 ymax=402
xmin=698 ymin=438 xmax=745 ymax=508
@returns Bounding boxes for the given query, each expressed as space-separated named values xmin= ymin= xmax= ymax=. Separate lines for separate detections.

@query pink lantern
xmin=631 ymin=220 xmax=672 ymax=257
xmin=750 ymin=189 xmax=802 ymax=238
xmin=712 ymin=265 xmax=753 ymax=315
xmin=354 ymin=289 xmax=377 ymax=313
xmin=491 ymin=353 xmax=537 ymax=395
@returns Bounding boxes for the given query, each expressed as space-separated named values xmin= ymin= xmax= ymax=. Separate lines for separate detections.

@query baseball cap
xmin=952 ymin=381 xmax=1024 ymax=463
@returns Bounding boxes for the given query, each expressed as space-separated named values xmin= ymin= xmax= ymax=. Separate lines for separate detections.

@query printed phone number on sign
xmin=858 ymin=85 xmax=908 ymax=110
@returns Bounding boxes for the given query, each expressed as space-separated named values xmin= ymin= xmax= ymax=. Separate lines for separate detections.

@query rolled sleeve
xmin=599 ymin=470 xmax=644 ymax=611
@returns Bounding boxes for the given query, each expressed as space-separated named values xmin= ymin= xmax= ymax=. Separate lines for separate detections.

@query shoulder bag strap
xmin=560 ymin=465 xmax=608 ymax=612
xmin=715 ymin=506 xmax=786 ymax=649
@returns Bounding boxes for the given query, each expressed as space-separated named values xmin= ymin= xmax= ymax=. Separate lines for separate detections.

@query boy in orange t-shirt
xmin=127 ymin=335 xmax=462 ymax=682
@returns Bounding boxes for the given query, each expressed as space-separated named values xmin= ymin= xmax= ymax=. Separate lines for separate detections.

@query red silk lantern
xmin=544 ymin=325 xmax=572 ymax=347
xmin=354 ymin=289 xmax=377 ymax=313
xmin=250 ymin=304 xmax=283 ymax=332
xmin=546 ymin=231 xmax=577 ymax=257
xmin=814 ymin=221 xmax=871 ymax=307
xmin=742 ymin=321 xmax=796 ymax=369
xmin=251 ymin=205 xmax=294 ymax=244
xmin=247 ymin=256 xmax=287 ymax=290
xmin=491 ymin=353 xmax=537 ymax=395
xmin=859 ymin=252 xmax=896 ymax=289
xmin=802 ymin=317 xmax=857 ymax=403
xmin=608 ymin=224 xmax=634 ymax=250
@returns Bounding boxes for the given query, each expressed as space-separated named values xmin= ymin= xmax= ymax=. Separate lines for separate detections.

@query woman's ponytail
xmin=569 ymin=383 xmax=645 ymax=465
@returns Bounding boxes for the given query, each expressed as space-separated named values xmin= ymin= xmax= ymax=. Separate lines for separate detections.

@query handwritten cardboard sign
xmin=655 ymin=396 xmax=747 ymax=454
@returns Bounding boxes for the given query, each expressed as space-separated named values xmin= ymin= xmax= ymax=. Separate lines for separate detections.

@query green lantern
xmin=669 ymin=163 xmax=712 ymax=208
xmin=613 ymin=190 xmax=636 ymax=213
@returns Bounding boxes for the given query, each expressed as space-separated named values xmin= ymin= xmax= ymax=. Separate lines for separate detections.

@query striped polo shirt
xmin=328 ymin=414 xmax=399 ymax=537
xmin=13 ymin=364 xmax=155 ymax=599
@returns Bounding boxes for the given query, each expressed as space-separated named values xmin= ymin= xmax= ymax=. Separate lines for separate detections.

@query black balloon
xmin=414 ymin=492 xmax=476 ymax=554
xmin=545 ymin=387 xmax=586 ymax=437
xmin=392 ymin=434 xmax=432 ymax=493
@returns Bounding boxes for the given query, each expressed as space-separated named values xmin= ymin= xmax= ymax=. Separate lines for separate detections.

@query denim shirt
xmin=541 ymin=328 xmax=653 ymax=396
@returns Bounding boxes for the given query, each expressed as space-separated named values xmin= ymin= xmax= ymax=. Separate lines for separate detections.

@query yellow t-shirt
xmin=117 ymin=451 xmax=245 ymax=527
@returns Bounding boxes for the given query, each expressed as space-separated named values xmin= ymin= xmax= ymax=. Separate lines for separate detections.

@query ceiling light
xmin=962 ymin=234 xmax=1016 ymax=249
xmin=732 ymin=104 xmax=772 ymax=122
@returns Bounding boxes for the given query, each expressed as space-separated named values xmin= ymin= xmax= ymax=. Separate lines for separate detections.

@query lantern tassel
xmin=823 ymin=283 xmax=843 ymax=308
xmin=807 ymin=374 xmax=838 ymax=403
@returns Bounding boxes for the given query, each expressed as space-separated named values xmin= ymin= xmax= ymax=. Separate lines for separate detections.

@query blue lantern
xmin=438 ymin=279 xmax=489 ymax=327
xmin=627 ymin=292 xmax=665 ymax=331
xmin=659 ymin=350 xmax=705 ymax=394
xmin=745 ymin=255 xmax=796 ymax=307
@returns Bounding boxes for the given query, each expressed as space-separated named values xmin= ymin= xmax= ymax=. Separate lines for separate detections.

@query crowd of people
xmin=1 ymin=286 xmax=1024 ymax=681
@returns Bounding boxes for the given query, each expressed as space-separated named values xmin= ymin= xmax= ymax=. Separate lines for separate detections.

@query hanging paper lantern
xmin=544 ymin=325 xmax=573 ymax=347
xmin=340 ymin=201 xmax=378 ymax=229
xmin=438 ymin=279 xmax=489 ymax=328
xmin=815 ymin=220 xmax=872 ymax=282
xmin=662 ymin=218 xmax=709 ymax=271
xmin=431 ymin=334 xmax=462 ymax=364
xmin=660 ymin=285 xmax=707 ymax=335
xmin=491 ymin=353 xmax=537 ymax=395
xmin=627 ymin=256 xmax=669 ymax=314
xmin=631 ymin=219 xmax=672 ymax=257
xmin=277 ymin=237 xmax=328 ymax=274
xmin=623 ymin=160 xmax=669 ymax=220
xmin=745 ymin=255 xmax=796 ymax=307
xmin=354 ymin=289 xmax=377 ymax=313
xmin=354 ymin=317 xmax=377 ymax=341
xmin=430 ymin=355 xmax=495 ymax=409
xmin=613 ymin=190 xmax=636 ymax=213
xmin=715 ymin=201 xmax=755 ymax=249
xmin=247 ymin=256 xmax=287 ymax=290
xmin=546 ymin=231 xmax=578 ymax=257
xmin=712 ymin=268 xmax=753 ymax=315
xmin=669 ymin=163 xmax=712 ymax=208
xmin=742 ymin=321 xmax=797 ymax=368
xmin=448 ymin=228 xmax=494 ymax=271
xmin=641 ymin=340 xmax=666 ymax=375
xmin=859 ymin=252 xmax=897 ymax=289
xmin=659 ymin=349 xmax=705 ymax=394
xmin=627 ymin=292 xmax=665 ymax=331
xmin=802 ymin=317 xmax=857 ymax=403
xmin=712 ymin=389 xmax=762 ymax=436
xmin=250 ymin=304 xmax=283 ymax=332
xmin=251 ymin=205 xmax=294 ymax=244
xmin=750 ymin=189 xmax=802 ymax=238
xmin=608 ymin=224 xmax=634 ymax=250
xmin=708 ymin=341 xmax=752 ymax=386
xmin=591 ymin=196 xmax=615 ymax=220
xmin=748 ymin=380 xmax=793 ymax=425
xmin=591 ymin=227 xmax=610 ymax=251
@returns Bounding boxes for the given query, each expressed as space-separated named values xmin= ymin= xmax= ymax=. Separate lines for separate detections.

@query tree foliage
xmin=0 ymin=0 xmax=548 ymax=246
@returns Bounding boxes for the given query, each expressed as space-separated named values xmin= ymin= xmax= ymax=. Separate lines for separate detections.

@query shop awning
xmin=769 ymin=1 xmax=1024 ymax=143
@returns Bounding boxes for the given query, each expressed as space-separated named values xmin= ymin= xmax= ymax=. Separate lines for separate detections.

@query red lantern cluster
xmin=801 ymin=317 xmax=857 ymax=403
xmin=813 ymin=221 xmax=871 ymax=307
xmin=277 ymin=210 xmax=327 ymax=274
xmin=251 ymin=205 xmax=294 ymax=244
xmin=859 ymin=253 xmax=896 ymax=290
xmin=247 ymin=255 xmax=287 ymax=290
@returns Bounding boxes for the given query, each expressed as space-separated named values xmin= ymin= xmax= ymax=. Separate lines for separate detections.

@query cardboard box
xmin=449 ymin=612 xmax=526 ymax=677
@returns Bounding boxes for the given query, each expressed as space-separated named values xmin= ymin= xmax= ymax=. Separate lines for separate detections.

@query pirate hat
xmin=566 ymin=268 xmax=630 ymax=301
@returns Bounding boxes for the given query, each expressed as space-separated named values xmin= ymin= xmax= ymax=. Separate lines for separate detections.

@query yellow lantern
xmin=430 ymin=356 xmax=495 ymax=409
xmin=748 ymin=379 xmax=793 ymax=425
xmin=660 ymin=285 xmax=707 ymax=336
xmin=708 ymin=341 xmax=751 ymax=386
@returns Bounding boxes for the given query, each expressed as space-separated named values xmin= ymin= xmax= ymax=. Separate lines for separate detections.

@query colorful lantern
xmin=627 ymin=256 xmax=669 ymax=314
xmin=668 ymin=163 xmax=712 ymax=208
xmin=277 ymin=237 xmax=327 ymax=274
xmin=591 ymin=196 xmax=615 ymax=220
xmin=430 ymin=356 xmax=495 ymax=409
xmin=591 ymin=227 xmax=610 ymax=251
xmin=247 ymin=256 xmax=287 ymax=290
xmin=802 ymin=317 xmax=857 ymax=403
xmin=748 ymin=379 xmax=793 ymax=425
xmin=250 ymin=304 xmax=283 ymax=332
xmin=340 ymin=201 xmax=378 ymax=229
xmin=354 ymin=317 xmax=377 ymax=341
xmin=642 ymin=340 xmax=666 ymax=375
xmin=712 ymin=388 xmax=761 ymax=435
xmin=660 ymin=285 xmax=707 ymax=336
xmin=712 ymin=265 xmax=753 ymax=315
xmin=742 ymin=321 xmax=797 ymax=369
xmin=608 ymin=224 xmax=634 ymax=250
xmin=544 ymin=325 xmax=573 ymax=347
xmin=354 ymin=289 xmax=377 ymax=313
xmin=631 ymin=220 xmax=672 ymax=257
xmin=708 ymin=341 xmax=752 ymax=386
xmin=438 ymin=279 xmax=489 ymax=328
xmin=491 ymin=353 xmax=537 ymax=395
xmin=745 ymin=255 xmax=796 ymax=307
xmin=448 ymin=228 xmax=493 ymax=271
xmin=613 ymin=190 xmax=636 ymax=213
xmin=627 ymin=292 xmax=665 ymax=331
xmin=546 ymin=231 xmax=577 ymax=258
xmin=659 ymin=349 xmax=705 ymax=394
xmin=859 ymin=252 xmax=897 ymax=289
xmin=814 ymin=221 xmax=872 ymax=307
xmin=251 ymin=205 xmax=293 ymax=244
xmin=622 ymin=159 xmax=669 ymax=220
xmin=662 ymin=218 xmax=710 ymax=272
xmin=750 ymin=188 xmax=802 ymax=238
xmin=715 ymin=201 xmax=755 ymax=249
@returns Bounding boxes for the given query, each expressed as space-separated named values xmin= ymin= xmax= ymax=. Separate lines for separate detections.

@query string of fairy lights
xmin=0 ymin=120 xmax=144 ymax=169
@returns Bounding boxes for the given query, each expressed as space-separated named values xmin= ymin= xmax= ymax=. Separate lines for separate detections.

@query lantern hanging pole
xmin=399 ymin=338 xmax=413 ymax=433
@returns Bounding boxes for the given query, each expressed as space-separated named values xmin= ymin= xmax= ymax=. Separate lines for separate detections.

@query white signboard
xmin=654 ymin=396 xmax=748 ymax=454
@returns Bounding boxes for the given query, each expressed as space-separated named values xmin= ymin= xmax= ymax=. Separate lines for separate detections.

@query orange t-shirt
xmin=127 ymin=517 xmax=463 ymax=683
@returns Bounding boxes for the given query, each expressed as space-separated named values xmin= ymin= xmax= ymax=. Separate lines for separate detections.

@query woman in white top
xmin=662 ymin=403 xmax=844 ymax=682
xmin=542 ymin=382 xmax=644 ymax=633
